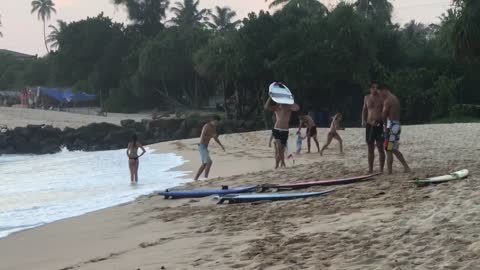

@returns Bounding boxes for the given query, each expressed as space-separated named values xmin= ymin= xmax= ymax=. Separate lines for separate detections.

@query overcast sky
xmin=0 ymin=0 xmax=453 ymax=56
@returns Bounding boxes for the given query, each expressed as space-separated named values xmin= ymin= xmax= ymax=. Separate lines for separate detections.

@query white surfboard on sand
xmin=411 ymin=169 xmax=470 ymax=186
xmin=269 ymin=82 xmax=294 ymax=105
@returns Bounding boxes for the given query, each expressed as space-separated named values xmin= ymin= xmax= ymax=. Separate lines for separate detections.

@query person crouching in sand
xmin=264 ymin=96 xmax=300 ymax=168
xmin=320 ymin=113 xmax=344 ymax=156
xmin=378 ymin=84 xmax=411 ymax=174
xmin=127 ymin=134 xmax=146 ymax=183
xmin=194 ymin=115 xmax=226 ymax=181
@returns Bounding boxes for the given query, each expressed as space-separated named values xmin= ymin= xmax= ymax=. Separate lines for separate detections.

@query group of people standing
xmin=130 ymin=81 xmax=411 ymax=183
xmin=263 ymin=80 xmax=411 ymax=175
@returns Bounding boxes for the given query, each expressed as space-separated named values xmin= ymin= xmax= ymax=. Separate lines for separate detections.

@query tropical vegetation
xmin=0 ymin=0 xmax=479 ymax=124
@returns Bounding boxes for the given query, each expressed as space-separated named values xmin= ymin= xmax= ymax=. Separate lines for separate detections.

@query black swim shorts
xmin=272 ymin=128 xmax=289 ymax=146
xmin=307 ymin=126 xmax=317 ymax=137
xmin=366 ymin=123 xmax=384 ymax=144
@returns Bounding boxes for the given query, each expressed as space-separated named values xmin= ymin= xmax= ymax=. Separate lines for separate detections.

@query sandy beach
xmin=0 ymin=107 xmax=150 ymax=129
xmin=0 ymin=113 xmax=479 ymax=269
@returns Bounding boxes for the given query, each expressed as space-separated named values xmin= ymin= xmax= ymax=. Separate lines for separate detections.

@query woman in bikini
xmin=320 ymin=113 xmax=345 ymax=156
xmin=127 ymin=134 xmax=146 ymax=183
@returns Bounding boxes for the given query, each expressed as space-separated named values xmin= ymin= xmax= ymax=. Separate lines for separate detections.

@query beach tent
xmin=38 ymin=87 xmax=96 ymax=103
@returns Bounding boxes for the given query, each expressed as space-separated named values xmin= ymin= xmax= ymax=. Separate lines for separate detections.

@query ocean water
xmin=0 ymin=148 xmax=190 ymax=238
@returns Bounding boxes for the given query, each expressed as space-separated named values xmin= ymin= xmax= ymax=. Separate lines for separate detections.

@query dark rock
xmin=120 ymin=119 xmax=136 ymax=127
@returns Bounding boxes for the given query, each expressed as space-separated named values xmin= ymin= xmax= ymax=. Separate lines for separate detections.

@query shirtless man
xmin=194 ymin=115 xmax=225 ymax=181
xmin=378 ymin=84 xmax=411 ymax=175
xmin=264 ymin=96 xmax=300 ymax=168
xmin=362 ymin=81 xmax=385 ymax=173
xmin=298 ymin=114 xmax=320 ymax=153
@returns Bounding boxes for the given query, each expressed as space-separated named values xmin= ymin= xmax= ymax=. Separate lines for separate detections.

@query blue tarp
xmin=39 ymin=87 xmax=96 ymax=103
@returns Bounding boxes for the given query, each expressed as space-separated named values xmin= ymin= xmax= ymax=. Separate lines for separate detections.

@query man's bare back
xmin=383 ymin=93 xmax=401 ymax=121
xmin=363 ymin=94 xmax=384 ymax=126
xmin=300 ymin=115 xmax=316 ymax=128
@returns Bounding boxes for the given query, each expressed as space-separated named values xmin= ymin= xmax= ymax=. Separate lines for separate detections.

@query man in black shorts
xmin=265 ymin=96 xmax=300 ymax=168
xmin=362 ymin=81 xmax=385 ymax=173
xmin=298 ymin=114 xmax=320 ymax=153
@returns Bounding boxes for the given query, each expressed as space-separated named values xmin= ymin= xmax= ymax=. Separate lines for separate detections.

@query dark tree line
xmin=1 ymin=0 xmax=479 ymax=124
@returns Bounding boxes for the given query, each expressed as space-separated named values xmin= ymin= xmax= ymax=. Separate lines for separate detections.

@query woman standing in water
xmin=127 ymin=134 xmax=146 ymax=183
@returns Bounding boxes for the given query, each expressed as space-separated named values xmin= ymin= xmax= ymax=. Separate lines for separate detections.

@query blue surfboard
xmin=217 ymin=190 xmax=335 ymax=204
xmin=158 ymin=186 xmax=257 ymax=199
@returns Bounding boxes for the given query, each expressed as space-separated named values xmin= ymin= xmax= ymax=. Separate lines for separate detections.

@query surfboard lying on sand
xmin=158 ymin=186 xmax=257 ymax=199
xmin=411 ymin=169 xmax=469 ymax=186
xmin=217 ymin=190 xmax=335 ymax=204
xmin=260 ymin=173 xmax=380 ymax=191
xmin=269 ymin=82 xmax=294 ymax=105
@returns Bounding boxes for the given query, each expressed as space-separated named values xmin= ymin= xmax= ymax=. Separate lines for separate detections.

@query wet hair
xmin=370 ymin=80 xmax=379 ymax=87
xmin=131 ymin=134 xmax=138 ymax=144
xmin=212 ymin=115 xmax=221 ymax=122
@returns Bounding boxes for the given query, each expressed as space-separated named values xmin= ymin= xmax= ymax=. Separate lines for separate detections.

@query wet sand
xmin=0 ymin=123 xmax=479 ymax=269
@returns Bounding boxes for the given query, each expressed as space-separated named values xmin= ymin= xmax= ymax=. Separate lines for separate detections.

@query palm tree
xmin=207 ymin=6 xmax=241 ymax=32
xmin=113 ymin=0 xmax=170 ymax=35
xmin=170 ymin=0 xmax=209 ymax=28
xmin=31 ymin=0 xmax=56 ymax=53
xmin=47 ymin=20 xmax=67 ymax=50
xmin=354 ymin=0 xmax=393 ymax=23
xmin=265 ymin=0 xmax=291 ymax=8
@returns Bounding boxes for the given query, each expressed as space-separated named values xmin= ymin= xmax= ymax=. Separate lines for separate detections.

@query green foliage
xmin=207 ymin=6 xmax=241 ymax=32
xmin=1 ymin=0 xmax=479 ymax=121
xmin=113 ymin=0 xmax=169 ymax=36
xmin=170 ymin=0 xmax=210 ymax=29
xmin=449 ymin=104 xmax=480 ymax=118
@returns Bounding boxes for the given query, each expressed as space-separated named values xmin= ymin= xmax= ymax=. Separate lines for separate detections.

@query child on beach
xmin=295 ymin=130 xmax=306 ymax=154
xmin=320 ymin=113 xmax=345 ymax=156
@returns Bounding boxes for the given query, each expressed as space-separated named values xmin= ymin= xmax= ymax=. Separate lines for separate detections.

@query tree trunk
xmin=43 ymin=20 xmax=50 ymax=54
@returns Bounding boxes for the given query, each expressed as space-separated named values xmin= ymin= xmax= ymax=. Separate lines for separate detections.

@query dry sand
xmin=1 ymin=123 xmax=479 ymax=270
xmin=0 ymin=107 xmax=150 ymax=129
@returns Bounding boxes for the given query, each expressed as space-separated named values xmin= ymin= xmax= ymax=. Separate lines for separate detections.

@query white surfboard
xmin=269 ymin=82 xmax=294 ymax=105
xmin=411 ymin=169 xmax=469 ymax=186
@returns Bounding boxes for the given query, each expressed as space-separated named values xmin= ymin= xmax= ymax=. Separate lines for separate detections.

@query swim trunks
xmin=384 ymin=120 xmax=401 ymax=151
xmin=328 ymin=131 xmax=339 ymax=138
xmin=198 ymin=143 xmax=211 ymax=164
xmin=272 ymin=128 xmax=289 ymax=146
xmin=307 ymin=126 xmax=317 ymax=137
xmin=366 ymin=122 xmax=384 ymax=144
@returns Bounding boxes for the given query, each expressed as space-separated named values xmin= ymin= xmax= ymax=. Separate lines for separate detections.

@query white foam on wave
xmin=0 ymin=148 xmax=190 ymax=238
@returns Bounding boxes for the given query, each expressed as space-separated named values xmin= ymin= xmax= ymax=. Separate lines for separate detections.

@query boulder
xmin=120 ymin=119 xmax=136 ymax=128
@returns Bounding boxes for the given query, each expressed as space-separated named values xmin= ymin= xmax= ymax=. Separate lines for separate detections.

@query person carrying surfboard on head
xmin=320 ymin=113 xmax=345 ymax=156
xmin=378 ymin=83 xmax=411 ymax=175
xmin=194 ymin=115 xmax=226 ymax=181
xmin=265 ymin=82 xmax=300 ymax=169
xmin=362 ymin=80 xmax=386 ymax=174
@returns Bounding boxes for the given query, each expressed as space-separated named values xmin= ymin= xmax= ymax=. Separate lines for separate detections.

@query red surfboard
xmin=261 ymin=173 xmax=381 ymax=191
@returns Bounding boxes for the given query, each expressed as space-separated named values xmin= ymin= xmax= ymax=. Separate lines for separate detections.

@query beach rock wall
xmin=0 ymin=117 xmax=262 ymax=155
